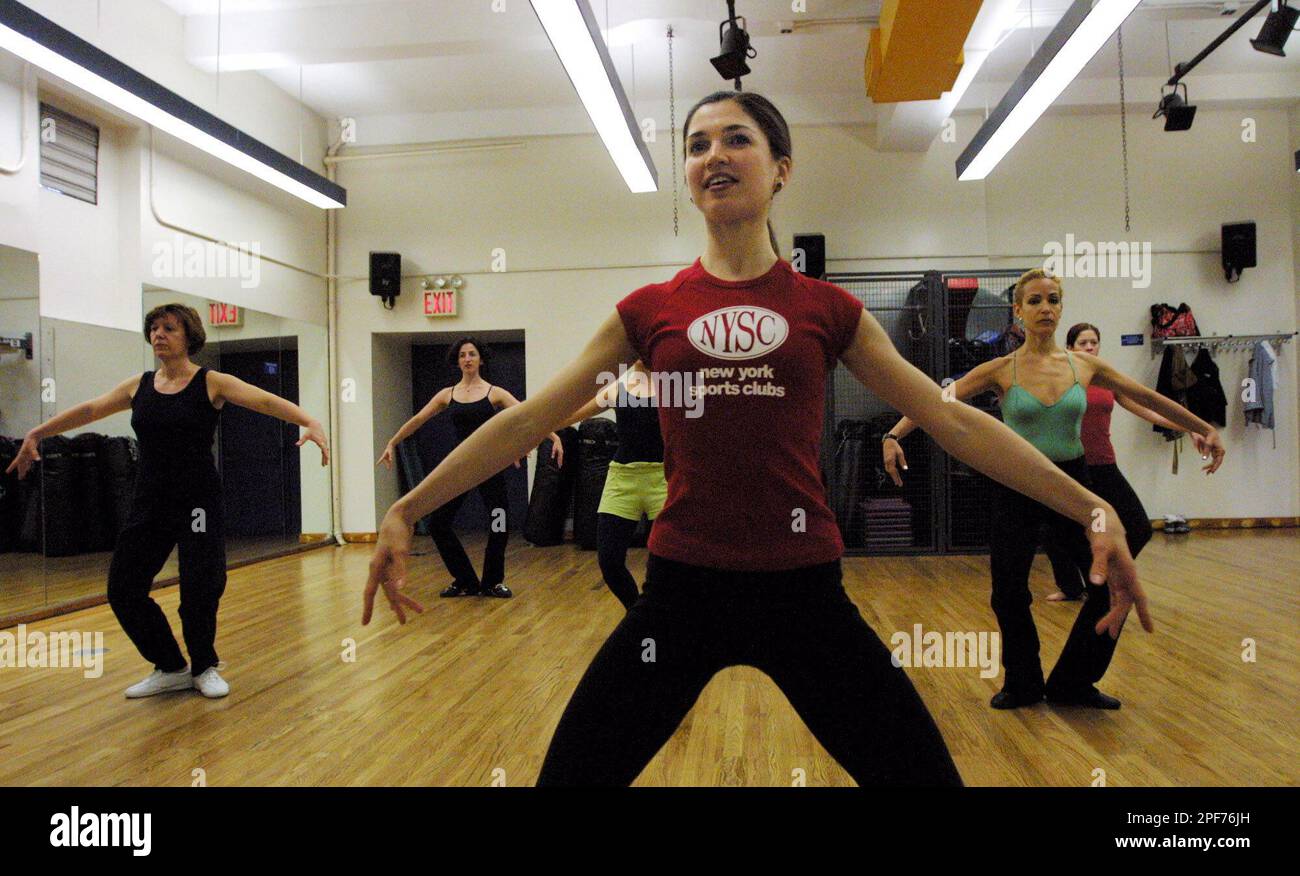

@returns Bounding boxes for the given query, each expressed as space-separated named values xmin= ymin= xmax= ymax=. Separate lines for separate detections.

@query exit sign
xmin=424 ymin=289 xmax=457 ymax=317
xmin=208 ymin=302 xmax=242 ymax=326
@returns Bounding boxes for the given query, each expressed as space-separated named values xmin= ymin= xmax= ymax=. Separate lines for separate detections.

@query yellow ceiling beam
xmin=866 ymin=0 xmax=985 ymax=103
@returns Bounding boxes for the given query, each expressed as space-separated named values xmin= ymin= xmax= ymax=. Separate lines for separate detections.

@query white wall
xmin=0 ymin=244 xmax=40 ymax=439
xmin=335 ymin=106 xmax=1298 ymax=532
xmin=371 ymin=335 xmax=413 ymax=526
xmin=1291 ymin=105 xmax=1300 ymax=487
xmin=0 ymin=0 xmax=331 ymax=337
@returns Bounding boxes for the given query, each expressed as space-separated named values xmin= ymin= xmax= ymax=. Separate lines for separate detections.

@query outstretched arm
xmin=1083 ymin=352 xmax=1224 ymax=474
xmin=842 ymin=311 xmax=1151 ymax=637
xmin=562 ymin=379 xmax=622 ymax=429
xmin=210 ymin=372 xmax=329 ymax=465
xmin=378 ymin=390 xmax=450 ymax=468
xmin=882 ymin=356 xmax=1004 ymax=485
xmin=4 ymin=375 xmax=138 ymax=479
xmin=885 ymin=356 xmax=1004 ymax=441
xmin=494 ymin=387 xmax=564 ymax=465
xmin=1113 ymin=391 xmax=1180 ymax=431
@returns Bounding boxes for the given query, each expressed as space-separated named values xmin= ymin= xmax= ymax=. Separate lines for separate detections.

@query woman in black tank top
xmin=378 ymin=338 xmax=563 ymax=598
xmin=6 ymin=304 xmax=328 ymax=700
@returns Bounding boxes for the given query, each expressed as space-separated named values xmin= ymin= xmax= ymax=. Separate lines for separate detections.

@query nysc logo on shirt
xmin=688 ymin=306 xmax=789 ymax=361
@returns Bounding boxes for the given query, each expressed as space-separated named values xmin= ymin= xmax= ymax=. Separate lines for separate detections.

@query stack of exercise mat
xmin=0 ymin=433 xmax=139 ymax=556
xmin=525 ymin=418 xmax=647 ymax=551
xmin=862 ymin=496 xmax=914 ymax=550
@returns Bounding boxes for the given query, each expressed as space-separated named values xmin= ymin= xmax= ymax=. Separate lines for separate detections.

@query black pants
xmin=1045 ymin=463 xmax=1153 ymax=598
xmin=537 ymin=555 xmax=962 ymax=786
xmin=429 ymin=471 xmax=509 ymax=589
xmin=106 ymin=495 xmax=227 ymax=676
xmin=989 ymin=457 xmax=1120 ymax=696
xmin=596 ymin=513 xmax=650 ymax=610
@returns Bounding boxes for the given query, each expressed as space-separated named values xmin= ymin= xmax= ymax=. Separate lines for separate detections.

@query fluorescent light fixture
xmin=0 ymin=0 xmax=345 ymax=208
xmin=529 ymin=0 xmax=657 ymax=193
xmin=941 ymin=0 xmax=1022 ymax=109
xmin=957 ymin=0 xmax=1141 ymax=181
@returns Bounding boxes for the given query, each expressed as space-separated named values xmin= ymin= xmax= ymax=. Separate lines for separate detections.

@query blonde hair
xmin=1013 ymin=268 xmax=1063 ymax=306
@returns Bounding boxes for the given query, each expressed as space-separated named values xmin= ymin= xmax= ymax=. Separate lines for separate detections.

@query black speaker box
xmin=1221 ymin=222 xmax=1256 ymax=282
xmin=370 ymin=252 xmax=401 ymax=297
xmin=792 ymin=234 xmax=826 ymax=280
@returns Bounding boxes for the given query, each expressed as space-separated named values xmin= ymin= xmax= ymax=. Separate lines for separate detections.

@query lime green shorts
xmin=597 ymin=461 xmax=667 ymax=521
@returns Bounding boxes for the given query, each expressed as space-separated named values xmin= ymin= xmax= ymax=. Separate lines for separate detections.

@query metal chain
xmin=1118 ymin=25 xmax=1131 ymax=233
xmin=668 ymin=26 xmax=678 ymax=237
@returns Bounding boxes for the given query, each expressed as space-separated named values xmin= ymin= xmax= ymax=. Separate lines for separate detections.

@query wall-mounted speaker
xmin=370 ymin=252 xmax=401 ymax=297
xmin=1221 ymin=222 xmax=1255 ymax=283
xmin=792 ymin=234 xmax=825 ymax=280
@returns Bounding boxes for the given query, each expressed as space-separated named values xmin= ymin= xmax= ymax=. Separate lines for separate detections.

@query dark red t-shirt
xmin=616 ymin=258 xmax=864 ymax=571
xmin=1081 ymin=384 xmax=1117 ymax=466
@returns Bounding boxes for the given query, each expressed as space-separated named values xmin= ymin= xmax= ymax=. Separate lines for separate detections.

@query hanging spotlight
xmin=711 ymin=1 xmax=756 ymax=88
xmin=1250 ymin=1 xmax=1298 ymax=55
xmin=1153 ymin=83 xmax=1197 ymax=131
xmin=1154 ymin=1 xmax=1287 ymax=136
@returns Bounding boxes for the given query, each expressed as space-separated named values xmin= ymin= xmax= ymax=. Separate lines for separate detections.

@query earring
xmin=774 ymin=181 xmax=784 ymax=192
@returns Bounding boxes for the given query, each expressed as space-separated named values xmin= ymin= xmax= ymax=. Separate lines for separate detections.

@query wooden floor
xmin=0 ymin=529 xmax=1295 ymax=787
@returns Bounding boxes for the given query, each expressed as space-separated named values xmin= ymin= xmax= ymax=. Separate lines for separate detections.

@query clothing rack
xmin=1150 ymin=331 xmax=1296 ymax=359
xmin=0 ymin=333 xmax=33 ymax=360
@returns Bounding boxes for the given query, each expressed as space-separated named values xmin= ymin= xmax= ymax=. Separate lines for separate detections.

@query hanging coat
xmin=1186 ymin=348 xmax=1227 ymax=428
xmin=1243 ymin=341 xmax=1276 ymax=431
xmin=1153 ymin=345 xmax=1196 ymax=440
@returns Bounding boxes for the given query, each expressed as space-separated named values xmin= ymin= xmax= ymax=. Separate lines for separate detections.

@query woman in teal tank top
xmin=883 ymin=270 xmax=1224 ymax=711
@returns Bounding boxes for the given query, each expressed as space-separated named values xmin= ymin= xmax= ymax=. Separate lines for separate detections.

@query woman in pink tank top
xmin=1043 ymin=323 xmax=1200 ymax=601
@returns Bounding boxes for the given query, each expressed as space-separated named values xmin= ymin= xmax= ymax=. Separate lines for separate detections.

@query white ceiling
xmin=151 ymin=0 xmax=1300 ymax=147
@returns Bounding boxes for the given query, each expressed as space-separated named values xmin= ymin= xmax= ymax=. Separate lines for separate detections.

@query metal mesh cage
xmin=825 ymin=268 xmax=1029 ymax=556
xmin=938 ymin=271 xmax=1024 ymax=551
xmin=825 ymin=272 xmax=936 ymax=554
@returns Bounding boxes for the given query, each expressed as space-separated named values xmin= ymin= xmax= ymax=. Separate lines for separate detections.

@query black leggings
xmin=989 ymin=456 xmax=1120 ymax=695
xmin=537 ymin=554 xmax=962 ymax=786
xmin=428 ymin=471 xmax=509 ymax=588
xmin=596 ymin=513 xmax=649 ymax=610
xmin=1045 ymin=463 xmax=1153 ymax=598
xmin=106 ymin=496 xmax=227 ymax=676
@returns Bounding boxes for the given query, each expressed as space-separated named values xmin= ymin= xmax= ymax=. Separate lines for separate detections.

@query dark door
xmin=217 ymin=347 xmax=301 ymax=537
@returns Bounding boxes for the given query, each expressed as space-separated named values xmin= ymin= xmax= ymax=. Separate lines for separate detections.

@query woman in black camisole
xmin=6 ymin=304 xmax=328 ymax=699
xmin=379 ymin=338 xmax=563 ymax=598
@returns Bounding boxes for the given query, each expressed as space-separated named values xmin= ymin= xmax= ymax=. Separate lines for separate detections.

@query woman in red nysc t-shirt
xmin=360 ymin=91 xmax=1151 ymax=787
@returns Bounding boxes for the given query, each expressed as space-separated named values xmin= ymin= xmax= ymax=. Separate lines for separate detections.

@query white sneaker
xmin=192 ymin=667 xmax=229 ymax=699
xmin=124 ymin=667 xmax=193 ymax=698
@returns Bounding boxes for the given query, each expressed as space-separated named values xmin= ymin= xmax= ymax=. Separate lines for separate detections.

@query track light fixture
xmin=1159 ymin=0 xmax=1294 ymax=133
xmin=1250 ymin=1 xmax=1297 ymax=55
xmin=711 ymin=0 xmax=756 ymax=89
xmin=1153 ymin=83 xmax=1197 ymax=131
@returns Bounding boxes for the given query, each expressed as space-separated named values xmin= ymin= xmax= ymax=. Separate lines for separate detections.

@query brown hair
xmin=683 ymin=91 xmax=791 ymax=259
xmin=1066 ymin=322 xmax=1101 ymax=348
xmin=1013 ymin=268 xmax=1064 ymax=306
xmin=143 ymin=303 xmax=206 ymax=355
